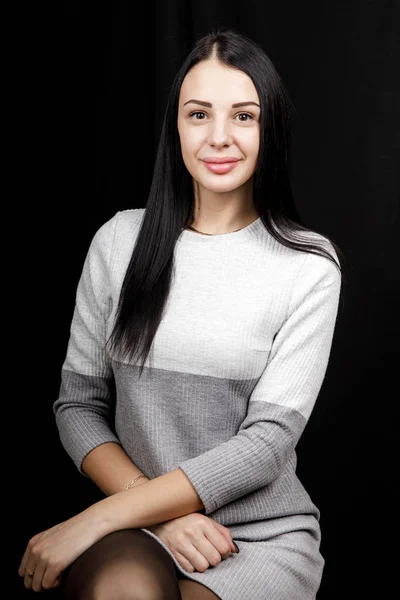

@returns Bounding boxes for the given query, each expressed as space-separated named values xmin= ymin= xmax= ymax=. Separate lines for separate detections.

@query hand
xmin=18 ymin=508 xmax=105 ymax=592
xmin=147 ymin=513 xmax=238 ymax=573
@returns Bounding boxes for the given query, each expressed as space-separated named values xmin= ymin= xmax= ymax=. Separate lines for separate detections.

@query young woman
xmin=19 ymin=28 xmax=346 ymax=599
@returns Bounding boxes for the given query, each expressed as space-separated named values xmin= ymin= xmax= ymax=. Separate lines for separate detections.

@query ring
xmin=27 ymin=570 xmax=34 ymax=578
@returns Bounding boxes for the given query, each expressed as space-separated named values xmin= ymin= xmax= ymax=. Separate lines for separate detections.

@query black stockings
xmin=62 ymin=529 xmax=220 ymax=600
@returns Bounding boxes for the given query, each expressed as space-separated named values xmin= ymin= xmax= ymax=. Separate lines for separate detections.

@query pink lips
xmin=202 ymin=157 xmax=240 ymax=164
xmin=202 ymin=157 xmax=241 ymax=174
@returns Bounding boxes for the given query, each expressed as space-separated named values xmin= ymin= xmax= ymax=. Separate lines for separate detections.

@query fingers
xmin=18 ymin=530 xmax=57 ymax=592
xmin=177 ymin=539 xmax=215 ymax=573
xmin=170 ymin=528 xmax=225 ymax=573
xmin=203 ymin=525 xmax=234 ymax=561
xmin=170 ymin=542 xmax=208 ymax=573
xmin=19 ymin=537 xmax=36 ymax=588
xmin=18 ymin=530 xmax=47 ymax=577
xmin=181 ymin=524 xmax=233 ymax=572
xmin=173 ymin=549 xmax=197 ymax=573
xmin=21 ymin=567 xmax=62 ymax=592
xmin=208 ymin=518 xmax=238 ymax=554
xmin=42 ymin=568 xmax=63 ymax=591
xmin=23 ymin=566 xmax=35 ymax=590
xmin=31 ymin=560 xmax=49 ymax=592
xmin=18 ymin=544 xmax=32 ymax=578
xmin=164 ymin=515 xmax=240 ymax=574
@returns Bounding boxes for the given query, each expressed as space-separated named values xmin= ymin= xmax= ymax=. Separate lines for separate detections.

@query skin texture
xmin=81 ymin=441 xmax=151 ymax=496
xmin=177 ymin=56 xmax=261 ymax=233
xmin=18 ymin=57 xmax=258 ymax=593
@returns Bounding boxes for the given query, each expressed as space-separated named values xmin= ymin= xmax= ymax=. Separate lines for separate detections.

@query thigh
xmin=62 ymin=529 xmax=181 ymax=599
xmin=178 ymin=576 xmax=221 ymax=600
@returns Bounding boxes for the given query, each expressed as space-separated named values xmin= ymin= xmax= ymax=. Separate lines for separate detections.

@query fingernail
xmin=233 ymin=541 xmax=240 ymax=553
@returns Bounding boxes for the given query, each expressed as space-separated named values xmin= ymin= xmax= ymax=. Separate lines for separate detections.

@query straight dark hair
xmin=108 ymin=27 xmax=347 ymax=377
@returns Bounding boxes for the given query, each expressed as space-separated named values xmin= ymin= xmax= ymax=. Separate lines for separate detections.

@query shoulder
xmin=114 ymin=208 xmax=146 ymax=233
xmin=94 ymin=208 xmax=145 ymax=241
xmin=291 ymin=229 xmax=341 ymax=278
xmin=265 ymin=226 xmax=342 ymax=292
xmin=283 ymin=231 xmax=342 ymax=315
xmin=86 ymin=209 xmax=146 ymax=280
xmin=90 ymin=208 xmax=145 ymax=254
xmin=307 ymin=235 xmax=340 ymax=280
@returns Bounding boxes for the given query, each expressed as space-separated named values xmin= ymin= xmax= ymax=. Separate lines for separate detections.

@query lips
xmin=202 ymin=160 xmax=240 ymax=174
xmin=202 ymin=157 xmax=241 ymax=164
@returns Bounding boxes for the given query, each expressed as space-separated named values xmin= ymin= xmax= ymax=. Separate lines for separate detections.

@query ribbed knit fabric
xmin=54 ymin=208 xmax=342 ymax=599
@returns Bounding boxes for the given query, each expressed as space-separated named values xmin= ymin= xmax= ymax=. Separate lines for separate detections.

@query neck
xmin=187 ymin=210 xmax=259 ymax=236
xmin=186 ymin=215 xmax=258 ymax=236
xmin=189 ymin=181 xmax=256 ymax=235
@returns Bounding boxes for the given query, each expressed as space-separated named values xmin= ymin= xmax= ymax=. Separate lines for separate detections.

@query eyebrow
xmin=183 ymin=99 xmax=260 ymax=108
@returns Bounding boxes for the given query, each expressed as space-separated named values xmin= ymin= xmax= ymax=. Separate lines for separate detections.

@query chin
xmin=199 ymin=173 xmax=244 ymax=187
xmin=202 ymin=182 xmax=243 ymax=194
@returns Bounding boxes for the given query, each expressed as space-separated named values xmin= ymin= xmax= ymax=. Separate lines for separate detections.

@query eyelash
xmin=188 ymin=111 xmax=255 ymax=122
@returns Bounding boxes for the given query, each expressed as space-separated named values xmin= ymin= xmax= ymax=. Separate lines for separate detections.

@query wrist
xmin=124 ymin=475 xmax=150 ymax=491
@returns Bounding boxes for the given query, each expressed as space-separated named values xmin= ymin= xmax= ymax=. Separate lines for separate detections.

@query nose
xmin=207 ymin=118 xmax=232 ymax=147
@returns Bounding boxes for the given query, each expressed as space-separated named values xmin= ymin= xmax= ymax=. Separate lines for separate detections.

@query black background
xmin=14 ymin=1 xmax=399 ymax=598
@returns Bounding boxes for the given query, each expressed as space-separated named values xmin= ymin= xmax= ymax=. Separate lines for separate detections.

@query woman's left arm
xmin=176 ymin=249 xmax=343 ymax=514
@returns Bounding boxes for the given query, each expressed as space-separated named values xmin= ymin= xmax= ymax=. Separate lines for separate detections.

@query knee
xmin=87 ymin=579 xmax=176 ymax=600
xmin=63 ymin=529 xmax=181 ymax=600
xmin=84 ymin=565 xmax=180 ymax=600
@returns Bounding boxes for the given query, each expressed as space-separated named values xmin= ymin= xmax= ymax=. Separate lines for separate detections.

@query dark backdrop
xmin=15 ymin=1 xmax=399 ymax=598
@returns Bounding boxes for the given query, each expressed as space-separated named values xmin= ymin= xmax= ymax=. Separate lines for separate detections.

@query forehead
xmin=179 ymin=58 xmax=259 ymax=104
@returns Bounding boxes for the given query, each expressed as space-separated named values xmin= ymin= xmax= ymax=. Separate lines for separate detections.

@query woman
xmin=19 ymin=27 xmax=346 ymax=599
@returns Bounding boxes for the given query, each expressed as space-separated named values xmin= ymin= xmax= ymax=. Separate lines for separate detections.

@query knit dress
xmin=54 ymin=208 xmax=342 ymax=600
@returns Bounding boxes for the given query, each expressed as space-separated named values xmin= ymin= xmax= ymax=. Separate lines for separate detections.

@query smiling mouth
xmin=202 ymin=161 xmax=240 ymax=174
xmin=202 ymin=157 xmax=240 ymax=164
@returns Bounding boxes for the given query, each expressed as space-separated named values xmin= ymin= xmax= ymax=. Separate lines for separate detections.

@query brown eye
xmin=236 ymin=113 xmax=254 ymax=122
xmin=189 ymin=111 xmax=206 ymax=120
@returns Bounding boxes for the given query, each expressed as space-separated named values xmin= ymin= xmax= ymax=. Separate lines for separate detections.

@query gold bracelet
xmin=124 ymin=475 xmax=147 ymax=491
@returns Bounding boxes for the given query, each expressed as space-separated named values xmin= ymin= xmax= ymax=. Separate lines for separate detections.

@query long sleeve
xmin=53 ymin=216 xmax=120 ymax=472
xmin=178 ymin=250 xmax=342 ymax=515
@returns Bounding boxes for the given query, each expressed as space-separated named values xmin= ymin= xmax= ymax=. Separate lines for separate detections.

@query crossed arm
xmin=18 ymin=443 xmax=207 ymax=592
xmin=81 ymin=441 xmax=205 ymax=520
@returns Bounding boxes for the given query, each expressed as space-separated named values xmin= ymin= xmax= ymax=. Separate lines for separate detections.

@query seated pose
xmin=19 ymin=27 xmax=345 ymax=600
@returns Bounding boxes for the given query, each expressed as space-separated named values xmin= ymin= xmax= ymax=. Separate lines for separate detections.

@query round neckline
xmin=178 ymin=216 xmax=262 ymax=244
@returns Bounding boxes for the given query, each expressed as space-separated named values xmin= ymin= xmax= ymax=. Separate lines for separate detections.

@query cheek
xmin=180 ymin=129 xmax=203 ymax=160
xmin=239 ymin=130 xmax=260 ymax=154
xmin=178 ymin=135 xmax=198 ymax=174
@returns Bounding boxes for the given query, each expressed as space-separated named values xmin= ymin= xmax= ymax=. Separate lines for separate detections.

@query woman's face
xmin=177 ymin=58 xmax=261 ymax=195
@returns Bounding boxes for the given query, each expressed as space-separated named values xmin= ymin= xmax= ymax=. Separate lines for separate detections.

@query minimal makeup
xmin=177 ymin=58 xmax=261 ymax=195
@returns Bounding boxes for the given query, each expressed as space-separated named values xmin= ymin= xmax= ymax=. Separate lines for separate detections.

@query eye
xmin=235 ymin=113 xmax=254 ymax=122
xmin=189 ymin=111 xmax=207 ymax=120
xmin=187 ymin=111 xmax=256 ymax=122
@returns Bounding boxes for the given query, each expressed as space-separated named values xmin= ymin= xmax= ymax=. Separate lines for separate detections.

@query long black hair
xmin=108 ymin=27 xmax=347 ymax=376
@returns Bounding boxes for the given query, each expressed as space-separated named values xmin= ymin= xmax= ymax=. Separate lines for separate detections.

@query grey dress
xmin=54 ymin=209 xmax=342 ymax=599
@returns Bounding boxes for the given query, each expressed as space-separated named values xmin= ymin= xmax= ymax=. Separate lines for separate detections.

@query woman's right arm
xmin=52 ymin=215 xmax=151 ymax=496
xmin=53 ymin=216 xmax=122 ymax=477
xmin=52 ymin=215 xmax=236 ymax=571
xmin=81 ymin=442 xmax=150 ymax=496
